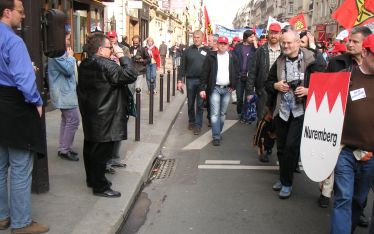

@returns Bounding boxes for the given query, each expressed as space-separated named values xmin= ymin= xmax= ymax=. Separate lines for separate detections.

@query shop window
xmin=73 ymin=10 xmax=87 ymax=53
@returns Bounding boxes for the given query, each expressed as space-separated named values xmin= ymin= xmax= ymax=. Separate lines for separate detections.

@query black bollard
xmin=167 ymin=70 xmax=171 ymax=103
xmin=135 ymin=88 xmax=141 ymax=141
xmin=149 ymin=79 xmax=154 ymax=124
xmin=159 ymin=74 xmax=164 ymax=112
xmin=172 ymin=66 xmax=176 ymax=96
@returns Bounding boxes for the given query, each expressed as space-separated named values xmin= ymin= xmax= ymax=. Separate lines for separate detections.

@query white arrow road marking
xmin=182 ymin=120 xmax=238 ymax=150
xmin=205 ymin=160 xmax=241 ymax=165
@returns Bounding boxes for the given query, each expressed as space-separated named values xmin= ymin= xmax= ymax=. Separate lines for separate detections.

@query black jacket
xmin=178 ymin=44 xmax=210 ymax=81
xmin=78 ymin=55 xmax=137 ymax=142
xmin=326 ymin=53 xmax=354 ymax=72
xmin=247 ymin=42 xmax=279 ymax=95
xmin=265 ymin=48 xmax=326 ymax=116
xmin=130 ymin=46 xmax=151 ymax=74
xmin=199 ymin=51 xmax=239 ymax=94
xmin=233 ymin=43 xmax=257 ymax=77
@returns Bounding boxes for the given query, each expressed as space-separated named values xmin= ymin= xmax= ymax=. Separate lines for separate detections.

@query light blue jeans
xmin=0 ymin=144 xmax=33 ymax=228
xmin=146 ymin=63 xmax=157 ymax=91
xmin=210 ymin=86 xmax=231 ymax=140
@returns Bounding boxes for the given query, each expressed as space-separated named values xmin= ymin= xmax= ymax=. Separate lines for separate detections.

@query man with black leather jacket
xmin=78 ymin=33 xmax=137 ymax=198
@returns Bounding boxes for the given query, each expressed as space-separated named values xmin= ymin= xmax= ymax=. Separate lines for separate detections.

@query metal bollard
xmin=135 ymin=88 xmax=141 ymax=141
xmin=167 ymin=70 xmax=171 ymax=103
xmin=172 ymin=66 xmax=176 ymax=96
xmin=149 ymin=79 xmax=154 ymax=124
xmin=159 ymin=74 xmax=164 ymax=112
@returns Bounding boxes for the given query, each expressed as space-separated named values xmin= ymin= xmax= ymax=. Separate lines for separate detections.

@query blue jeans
xmin=146 ymin=63 xmax=157 ymax=91
xmin=236 ymin=81 xmax=246 ymax=115
xmin=0 ymin=144 xmax=33 ymax=228
xmin=186 ymin=78 xmax=204 ymax=128
xmin=331 ymin=148 xmax=374 ymax=234
xmin=210 ymin=86 xmax=231 ymax=140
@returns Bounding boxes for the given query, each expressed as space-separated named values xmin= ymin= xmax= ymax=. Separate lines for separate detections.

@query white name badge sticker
xmin=350 ymin=88 xmax=366 ymax=101
xmin=200 ymin=50 xmax=207 ymax=56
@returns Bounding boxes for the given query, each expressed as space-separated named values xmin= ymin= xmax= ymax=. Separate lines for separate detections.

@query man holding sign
xmin=331 ymin=34 xmax=374 ymax=234
xmin=265 ymin=29 xmax=326 ymax=199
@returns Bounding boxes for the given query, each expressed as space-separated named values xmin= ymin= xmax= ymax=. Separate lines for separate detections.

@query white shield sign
xmin=300 ymin=72 xmax=350 ymax=182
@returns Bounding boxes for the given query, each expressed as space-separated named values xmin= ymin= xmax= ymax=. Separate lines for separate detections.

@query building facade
xmin=233 ymin=0 xmax=344 ymax=41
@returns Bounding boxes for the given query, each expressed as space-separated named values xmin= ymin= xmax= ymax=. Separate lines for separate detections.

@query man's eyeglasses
xmin=103 ymin=46 xmax=113 ymax=50
xmin=13 ymin=9 xmax=25 ymax=16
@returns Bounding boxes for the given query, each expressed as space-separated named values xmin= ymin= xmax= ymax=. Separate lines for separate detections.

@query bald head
xmin=282 ymin=30 xmax=301 ymax=58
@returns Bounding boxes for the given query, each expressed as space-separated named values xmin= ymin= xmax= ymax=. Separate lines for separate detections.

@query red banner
xmin=288 ymin=13 xmax=307 ymax=31
xmin=332 ymin=0 xmax=374 ymax=29
xmin=204 ymin=6 xmax=213 ymax=43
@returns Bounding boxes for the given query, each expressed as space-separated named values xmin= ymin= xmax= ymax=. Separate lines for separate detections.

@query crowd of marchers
xmin=176 ymin=24 xmax=373 ymax=234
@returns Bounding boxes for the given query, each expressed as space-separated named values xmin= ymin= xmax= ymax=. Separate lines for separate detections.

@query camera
xmin=287 ymin=80 xmax=303 ymax=104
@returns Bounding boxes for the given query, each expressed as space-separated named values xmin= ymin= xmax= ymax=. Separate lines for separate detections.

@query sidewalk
xmin=3 ymin=59 xmax=185 ymax=234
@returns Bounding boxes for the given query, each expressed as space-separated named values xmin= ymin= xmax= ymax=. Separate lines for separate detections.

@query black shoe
xmin=358 ymin=213 xmax=369 ymax=227
xmin=318 ymin=194 xmax=330 ymax=208
xmin=259 ymin=153 xmax=269 ymax=163
xmin=58 ymin=152 xmax=79 ymax=161
xmin=294 ymin=165 xmax=301 ymax=173
xmin=212 ymin=139 xmax=220 ymax=146
xmin=207 ymin=121 xmax=211 ymax=127
xmin=105 ymin=167 xmax=116 ymax=174
xmin=93 ymin=188 xmax=121 ymax=198
xmin=69 ymin=150 xmax=78 ymax=156
xmin=110 ymin=161 xmax=127 ymax=168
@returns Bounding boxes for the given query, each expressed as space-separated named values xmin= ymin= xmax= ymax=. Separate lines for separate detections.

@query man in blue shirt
xmin=0 ymin=0 xmax=49 ymax=233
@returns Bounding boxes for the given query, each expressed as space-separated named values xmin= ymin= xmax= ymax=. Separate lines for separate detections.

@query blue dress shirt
xmin=0 ymin=22 xmax=43 ymax=106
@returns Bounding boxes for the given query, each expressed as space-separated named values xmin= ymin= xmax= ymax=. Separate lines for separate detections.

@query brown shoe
xmin=0 ymin=217 xmax=10 ymax=230
xmin=193 ymin=127 xmax=201 ymax=135
xmin=188 ymin=123 xmax=194 ymax=130
xmin=12 ymin=221 xmax=49 ymax=234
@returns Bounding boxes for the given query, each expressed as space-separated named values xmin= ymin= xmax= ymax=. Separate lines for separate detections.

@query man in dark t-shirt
xmin=330 ymin=33 xmax=374 ymax=234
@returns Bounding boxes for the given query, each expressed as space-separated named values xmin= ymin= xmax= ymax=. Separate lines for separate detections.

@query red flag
xmin=365 ymin=0 xmax=374 ymax=12
xmin=288 ymin=13 xmax=307 ymax=31
xmin=332 ymin=0 xmax=374 ymax=29
xmin=204 ymin=6 xmax=213 ymax=43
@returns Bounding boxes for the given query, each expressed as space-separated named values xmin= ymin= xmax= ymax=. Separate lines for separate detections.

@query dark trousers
xmin=83 ymin=140 xmax=114 ymax=192
xmin=256 ymin=90 xmax=268 ymax=121
xmin=275 ymin=114 xmax=304 ymax=187
xmin=186 ymin=78 xmax=204 ymax=128
xmin=206 ymin=92 xmax=211 ymax=123
xmin=236 ymin=81 xmax=246 ymax=115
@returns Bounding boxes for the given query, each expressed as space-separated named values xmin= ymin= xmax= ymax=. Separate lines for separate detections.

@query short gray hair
xmin=350 ymin=26 xmax=372 ymax=38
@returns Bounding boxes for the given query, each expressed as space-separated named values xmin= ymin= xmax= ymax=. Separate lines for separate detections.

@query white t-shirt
xmin=216 ymin=52 xmax=230 ymax=86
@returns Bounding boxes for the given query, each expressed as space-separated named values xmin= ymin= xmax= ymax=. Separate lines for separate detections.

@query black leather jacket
xmin=78 ymin=55 xmax=137 ymax=142
xmin=200 ymin=51 xmax=239 ymax=94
